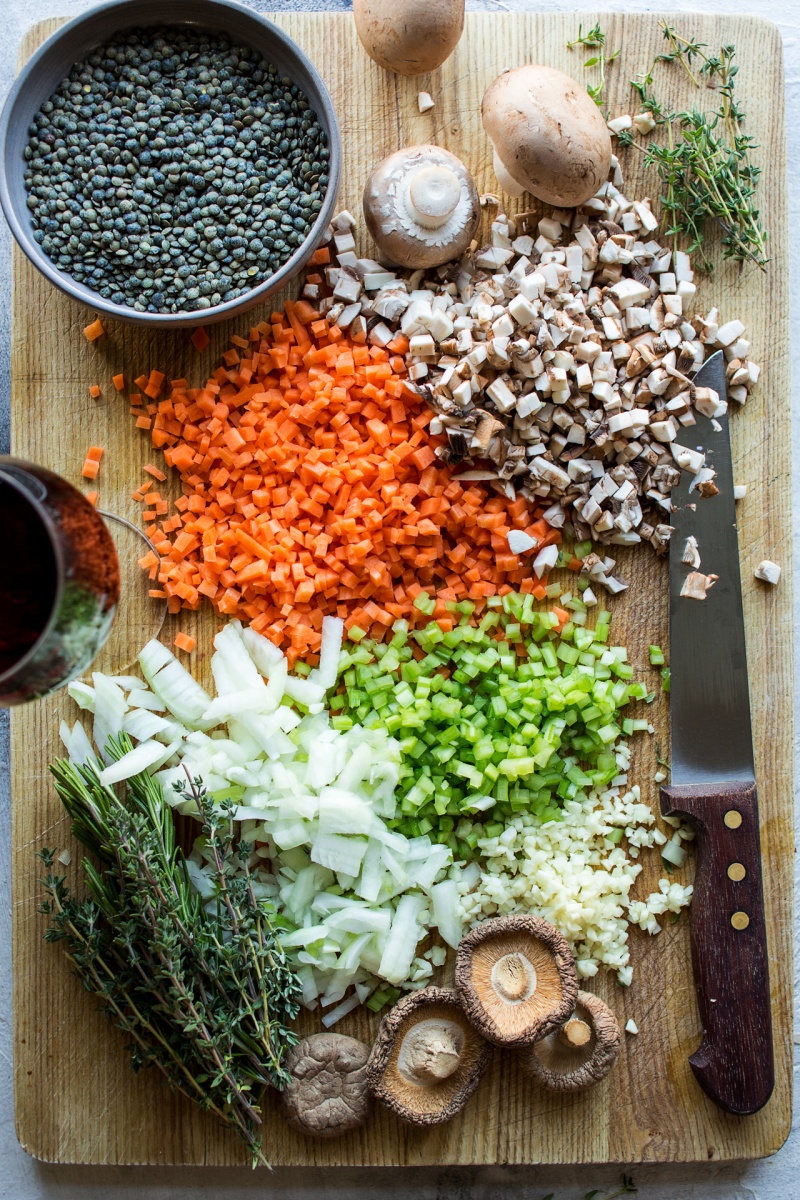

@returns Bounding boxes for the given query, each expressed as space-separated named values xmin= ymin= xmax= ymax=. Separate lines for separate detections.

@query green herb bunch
xmin=567 ymin=23 xmax=620 ymax=107
xmin=40 ymin=737 xmax=300 ymax=1167
xmin=623 ymin=23 xmax=768 ymax=272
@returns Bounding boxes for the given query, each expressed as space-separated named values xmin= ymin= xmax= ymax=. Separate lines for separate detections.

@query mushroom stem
xmin=406 ymin=165 xmax=463 ymax=229
xmin=407 ymin=1032 xmax=461 ymax=1082
xmin=491 ymin=149 xmax=525 ymax=198
xmin=492 ymin=952 xmax=536 ymax=1002
xmin=558 ymin=1017 xmax=592 ymax=1049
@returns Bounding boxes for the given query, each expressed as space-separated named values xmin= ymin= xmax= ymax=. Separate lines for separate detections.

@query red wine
xmin=0 ymin=460 xmax=119 ymax=705
xmin=0 ymin=478 xmax=57 ymax=676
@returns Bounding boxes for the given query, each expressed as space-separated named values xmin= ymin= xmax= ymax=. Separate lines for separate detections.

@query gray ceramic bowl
xmin=0 ymin=0 xmax=341 ymax=327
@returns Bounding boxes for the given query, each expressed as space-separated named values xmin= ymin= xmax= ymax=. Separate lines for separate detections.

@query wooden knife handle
xmin=660 ymin=782 xmax=773 ymax=1115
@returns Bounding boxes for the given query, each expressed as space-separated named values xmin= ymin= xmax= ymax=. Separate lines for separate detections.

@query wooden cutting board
xmin=11 ymin=11 xmax=792 ymax=1167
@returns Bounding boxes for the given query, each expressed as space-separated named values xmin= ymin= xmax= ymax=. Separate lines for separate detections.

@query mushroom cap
xmin=354 ymin=0 xmax=465 ymax=76
xmin=455 ymin=915 xmax=579 ymax=1047
xmin=282 ymin=1032 xmax=372 ymax=1137
xmin=363 ymin=144 xmax=480 ymax=269
xmin=367 ymin=986 xmax=491 ymax=1125
xmin=481 ymin=65 xmax=612 ymax=207
xmin=520 ymin=989 xmax=621 ymax=1092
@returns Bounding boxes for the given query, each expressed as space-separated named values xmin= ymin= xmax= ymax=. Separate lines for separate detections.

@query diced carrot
xmin=83 ymin=319 xmax=104 ymax=342
xmin=127 ymin=300 xmax=556 ymax=659
xmin=81 ymin=459 xmax=99 ymax=480
xmin=174 ymin=632 xmax=196 ymax=653
xmin=191 ymin=327 xmax=211 ymax=352
xmin=307 ymin=246 xmax=330 ymax=266
xmin=85 ymin=490 xmax=98 ymax=506
xmin=89 ymin=384 xmax=101 ymax=398
xmin=112 ymin=373 xmax=125 ymax=392
xmin=144 ymin=463 xmax=166 ymax=481
xmin=86 ymin=446 xmax=104 ymax=463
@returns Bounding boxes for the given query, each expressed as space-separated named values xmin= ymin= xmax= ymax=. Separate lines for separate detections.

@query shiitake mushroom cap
xmin=455 ymin=915 xmax=578 ymax=1047
xmin=367 ymin=986 xmax=491 ymax=1125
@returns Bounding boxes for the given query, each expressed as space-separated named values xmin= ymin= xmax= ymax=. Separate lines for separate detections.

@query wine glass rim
xmin=0 ymin=459 xmax=67 ymax=687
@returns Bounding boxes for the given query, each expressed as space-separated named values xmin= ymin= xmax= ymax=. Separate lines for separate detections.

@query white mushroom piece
xmin=354 ymin=0 xmax=464 ymax=76
xmin=455 ymin=915 xmax=579 ymax=1047
xmin=367 ymin=987 xmax=491 ymax=1125
xmin=363 ymin=145 xmax=480 ymax=269
xmin=680 ymin=571 xmax=719 ymax=600
xmin=281 ymin=1032 xmax=372 ymax=1137
xmin=682 ymin=536 xmax=701 ymax=570
xmin=520 ymin=990 xmax=621 ymax=1092
xmin=481 ymin=65 xmax=612 ymax=206
xmin=754 ymin=559 xmax=781 ymax=585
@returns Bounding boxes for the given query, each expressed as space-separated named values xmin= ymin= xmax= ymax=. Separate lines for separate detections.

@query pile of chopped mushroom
xmin=305 ymin=175 xmax=759 ymax=594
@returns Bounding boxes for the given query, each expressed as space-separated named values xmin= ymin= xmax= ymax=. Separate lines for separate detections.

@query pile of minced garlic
xmin=455 ymin=757 xmax=693 ymax=985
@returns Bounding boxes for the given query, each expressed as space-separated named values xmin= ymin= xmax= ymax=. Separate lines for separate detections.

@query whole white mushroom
xmin=354 ymin=0 xmax=464 ymax=76
xmin=362 ymin=145 xmax=480 ymax=269
xmin=481 ymin=65 xmax=612 ymax=207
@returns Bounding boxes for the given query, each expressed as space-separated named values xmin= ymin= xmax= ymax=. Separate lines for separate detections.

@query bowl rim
xmin=0 ymin=0 xmax=341 ymax=327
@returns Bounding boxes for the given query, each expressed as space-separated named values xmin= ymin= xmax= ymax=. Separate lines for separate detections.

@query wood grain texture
xmin=661 ymin=783 xmax=773 ymax=1116
xmin=10 ymin=11 xmax=793 ymax=1167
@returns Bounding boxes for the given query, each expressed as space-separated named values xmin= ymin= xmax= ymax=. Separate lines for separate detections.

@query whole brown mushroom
xmin=520 ymin=990 xmax=621 ymax=1092
xmin=481 ymin=65 xmax=612 ymax=207
xmin=282 ymin=1032 xmax=372 ymax=1137
xmin=354 ymin=0 xmax=465 ymax=76
xmin=363 ymin=145 xmax=480 ymax=269
xmin=455 ymin=915 xmax=578 ymax=1048
xmin=367 ymin=986 xmax=491 ymax=1125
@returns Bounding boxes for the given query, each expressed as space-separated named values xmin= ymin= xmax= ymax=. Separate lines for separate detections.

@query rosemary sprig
xmin=40 ymin=738 xmax=300 ymax=1167
xmin=622 ymin=23 xmax=768 ymax=272
xmin=567 ymin=23 xmax=620 ymax=108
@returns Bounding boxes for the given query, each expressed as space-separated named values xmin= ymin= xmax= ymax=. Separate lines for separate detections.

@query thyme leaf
xmin=567 ymin=23 xmax=620 ymax=109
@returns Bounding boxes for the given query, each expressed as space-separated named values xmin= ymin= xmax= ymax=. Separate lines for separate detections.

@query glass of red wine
xmin=0 ymin=458 xmax=121 ymax=706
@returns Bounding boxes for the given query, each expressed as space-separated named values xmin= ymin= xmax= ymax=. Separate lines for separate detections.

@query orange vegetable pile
xmin=132 ymin=300 xmax=561 ymax=662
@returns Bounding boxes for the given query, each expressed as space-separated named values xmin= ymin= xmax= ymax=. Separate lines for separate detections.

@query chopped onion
xmin=122 ymin=708 xmax=171 ymax=742
xmin=378 ymin=894 xmax=426 ymax=984
xmin=321 ymin=991 xmax=361 ymax=1028
xmin=310 ymin=615 xmax=344 ymax=692
xmin=429 ymin=879 xmax=463 ymax=949
xmin=139 ymin=640 xmax=212 ymax=728
xmin=98 ymin=738 xmax=177 ymax=786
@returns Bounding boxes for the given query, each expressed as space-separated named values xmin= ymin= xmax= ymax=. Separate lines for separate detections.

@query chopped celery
xmin=649 ymin=645 xmax=665 ymax=667
xmin=335 ymin=600 xmax=648 ymax=841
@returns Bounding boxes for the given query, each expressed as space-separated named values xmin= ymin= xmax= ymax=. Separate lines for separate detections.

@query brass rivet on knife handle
xmin=660 ymin=780 xmax=774 ymax=1116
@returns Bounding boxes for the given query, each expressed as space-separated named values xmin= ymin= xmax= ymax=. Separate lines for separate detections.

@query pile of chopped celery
xmin=332 ymin=593 xmax=651 ymax=858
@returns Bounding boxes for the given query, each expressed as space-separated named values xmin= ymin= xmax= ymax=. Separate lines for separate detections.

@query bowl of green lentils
xmin=0 ymin=0 xmax=340 ymax=325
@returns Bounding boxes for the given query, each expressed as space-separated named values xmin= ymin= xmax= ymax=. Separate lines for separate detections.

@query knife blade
xmin=660 ymin=350 xmax=773 ymax=1116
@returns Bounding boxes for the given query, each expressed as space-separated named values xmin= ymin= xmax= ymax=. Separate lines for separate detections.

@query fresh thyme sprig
xmin=40 ymin=739 xmax=300 ymax=1167
xmin=622 ymin=22 xmax=768 ymax=272
xmin=567 ymin=23 xmax=620 ymax=108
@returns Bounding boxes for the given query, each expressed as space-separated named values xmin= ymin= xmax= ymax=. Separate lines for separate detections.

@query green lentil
xmin=23 ymin=27 xmax=329 ymax=314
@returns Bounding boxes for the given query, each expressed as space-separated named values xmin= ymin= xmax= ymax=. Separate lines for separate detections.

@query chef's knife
xmin=661 ymin=350 xmax=773 ymax=1116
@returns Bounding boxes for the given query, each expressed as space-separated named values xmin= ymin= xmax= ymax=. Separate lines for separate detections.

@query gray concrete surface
xmin=0 ymin=1 xmax=797 ymax=1196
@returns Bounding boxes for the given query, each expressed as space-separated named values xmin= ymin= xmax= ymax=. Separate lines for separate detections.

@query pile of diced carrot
xmin=131 ymin=299 xmax=561 ymax=663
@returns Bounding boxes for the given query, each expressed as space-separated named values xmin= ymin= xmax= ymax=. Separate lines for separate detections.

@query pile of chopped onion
xmin=63 ymin=617 xmax=458 ymax=1019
